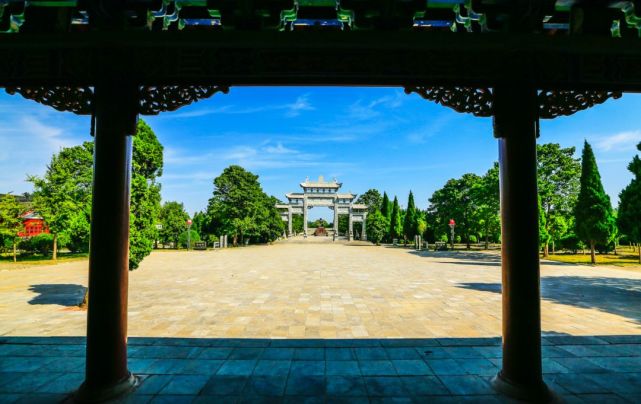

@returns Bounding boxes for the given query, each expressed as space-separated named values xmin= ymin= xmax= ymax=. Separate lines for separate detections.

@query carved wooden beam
xmin=5 ymin=85 xmax=230 ymax=115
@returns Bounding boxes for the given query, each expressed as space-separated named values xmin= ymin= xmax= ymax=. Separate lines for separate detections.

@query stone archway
xmin=276 ymin=176 xmax=367 ymax=241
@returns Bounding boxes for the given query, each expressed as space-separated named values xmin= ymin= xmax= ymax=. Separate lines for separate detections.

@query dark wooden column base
xmin=74 ymin=373 xmax=137 ymax=403
xmin=492 ymin=372 xmax=556 ymax=403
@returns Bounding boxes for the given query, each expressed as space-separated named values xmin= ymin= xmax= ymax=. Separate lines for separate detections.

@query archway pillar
xmin=303 ymin=197 xmax=308 ymax=235
xmin=492 ymin=83 xmax=551 ymax=402
xmin=362 ymin=213 xmax=367 ymax=241
xmin=75 ymin=79 xmax=138 ymax=402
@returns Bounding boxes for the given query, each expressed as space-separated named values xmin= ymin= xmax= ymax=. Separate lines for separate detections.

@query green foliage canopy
xmin=206 ymin=165 xmax=283 ymax=245
xmin=389 ymin=196 xmax=402 ymax=240
xmin=618 ymin=142 xmax=641 ymax=247
xmin=356 ymin=189 xmax=382 ymax=214
xmin=0 ymin=194 xmax=24 ymax=261
xmin=403 ymin=191 xmax=417 ymax=240
xmin=129 ymin=120 xmax=163 ymax=269
xmin=366 ymin=209 xmax=388 ymax=245
xmin=159 ymin=201 xmax=190 ymax=246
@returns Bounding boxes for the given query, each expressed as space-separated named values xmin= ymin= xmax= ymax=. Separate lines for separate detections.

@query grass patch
xmin=0 ymin=252 xmax=88 ymax=270
xmin=544 ymin=245 xmax=641 ymax=267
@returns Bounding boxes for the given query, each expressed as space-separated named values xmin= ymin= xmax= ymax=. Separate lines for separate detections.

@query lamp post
xmin=186 ymin=219 xmax=192 ymax=250
xmin=448 ymin=219 xmax=456 ymax=250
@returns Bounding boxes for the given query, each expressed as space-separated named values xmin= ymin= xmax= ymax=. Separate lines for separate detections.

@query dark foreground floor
xmin=1 ymin=336 xmax=641 ymax=403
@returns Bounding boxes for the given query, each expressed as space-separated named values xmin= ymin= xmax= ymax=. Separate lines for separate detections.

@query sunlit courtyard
xmin=3 ymin=239 xmax=641 ymax=339
xmin=4 ymin=241 xmax=641 ymax=402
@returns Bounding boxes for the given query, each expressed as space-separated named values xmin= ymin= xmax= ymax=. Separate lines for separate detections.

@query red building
xmin=18 ymin=211 xmax=49 ymax=238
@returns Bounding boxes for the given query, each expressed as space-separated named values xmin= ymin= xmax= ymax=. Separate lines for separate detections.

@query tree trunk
xmin=543 ymin=243 xmax=549 ymax=258
xmin=485 ymin=233 xmax=489 ymax=250
xmin=552 ymin=240 xmax=555 ymax=254
xmin=52 ymin=234 xmax=58 ymax=261
xmin=590 ymin=240 xmax=596 ymax=264
xmin=233 ymin=234 xmax=238 ymax=247
xmin=79 ymin=290 xmax=89 ymax=309
xmin=12 ymin=241 xmax=16 ymax=263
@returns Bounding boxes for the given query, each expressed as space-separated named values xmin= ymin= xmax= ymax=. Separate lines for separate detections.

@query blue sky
xmin=1 ymin=87 xmax=640 ymax=221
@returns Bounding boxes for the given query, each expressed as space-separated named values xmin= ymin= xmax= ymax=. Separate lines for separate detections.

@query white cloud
xmin=167 ymin=94 xmax=315 ymax=119
xmin=263 ymin=142 xmax=297 ymax=154
xmin=594 ymin=131 xmax=641 ymax=152
xmin=347 ymin=91 xmax=406 ymax=120
xmin=285 ymin=95 xmax=315 ymax=117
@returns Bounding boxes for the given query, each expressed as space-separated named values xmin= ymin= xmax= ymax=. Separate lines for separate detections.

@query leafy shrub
xmin=178 ymin=230 xmax=201 ymax=248
xmin=22 ymin=234 xmax=54 ymax=255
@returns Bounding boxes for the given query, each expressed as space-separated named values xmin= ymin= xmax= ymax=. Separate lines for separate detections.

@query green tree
xmin=0 ymin=194 xmax=24 ymax=262
xmin=618 ymin=141 xmax=641 ymax=263
xmin=403 ymin=191 xmax=418 ymax=241
xmin=207 ymin=165 xmax=282 ymax=246
xmin=366 ymin=209 xmax=388 ymax=245
xmin=537 ymin=143 xmax=581 ymax=257
xmin=159 ymin=201 xmax=190 ymax=247
xmin=472 ymin=163 xmax=500 ymax=249
xmin=356 ymin=189 xmax=382 ymax=214
xmin=575 ymin=141 xmax=616 ymax=264
xmin=292 ymin=215 xmax=304 ymax=234
xmin=380 ymin=192 xmax=392 ymax=241
xmin=29 ymin=119 xmax=163 ymax=268
xmin=129 ymin=120 xmax=163 ymax=269
xmin=428 ymin=173 xmax=481 ymax=249
xmin=28 ymin=142 xmax=94 ymax=260
xmin=191 ymin=211 xmax=208 ymax=240
xmin=390 ymin=196 xmax=403 ymax=241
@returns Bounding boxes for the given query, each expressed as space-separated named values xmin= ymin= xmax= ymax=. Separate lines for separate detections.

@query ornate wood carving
xmin=405 ymin=86 xmax=622 ymax=119
xmin=538 ymin=90 xmax=623 ymax=119
xmin=139 ymin=86 xmax=230 ymax=115
xmin=5 ymin=85 xmax=230 ymax=115
xmin=5 ymin=86 xmax=93 ymax=114
xmin=403 ymin=86 xmax=493 ymax=117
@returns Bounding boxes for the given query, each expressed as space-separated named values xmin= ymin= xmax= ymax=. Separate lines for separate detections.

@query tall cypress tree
xmin=381 ymin=192 xmax=391 ymax=219
xmin=618 ymin=141 xmax=641 ymax=263
xmin=403 ymin=190 xmax=417 ymax=241
xmin=380 ymin=192 xmax=392 ymax=242
xmin=575 ymin=141 xmax=616 ymax=264
xmin=390 ymin=196 xmax=402 ymax=242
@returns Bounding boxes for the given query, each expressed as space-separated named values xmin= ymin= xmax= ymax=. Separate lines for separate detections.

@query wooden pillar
xmin=76 ymin=80 xmax=138 ymax=402
xmin=492 ymin=83 xmax=551 ymax=402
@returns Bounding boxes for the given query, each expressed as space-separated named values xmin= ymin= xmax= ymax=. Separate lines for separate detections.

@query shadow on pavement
xmin=458 ymin=276 xmax=641 ymax=325
xmin=27 ymin=284 xmax=87 ymax=307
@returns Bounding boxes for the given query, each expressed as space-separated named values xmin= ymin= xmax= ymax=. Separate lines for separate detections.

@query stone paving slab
xmin=2 ymin=242 xmax=641 ymax=401
xmin=1 ymin=336 xmax=641 ymax=402
xmin=2 ymin=243 xmax=641 ymax=339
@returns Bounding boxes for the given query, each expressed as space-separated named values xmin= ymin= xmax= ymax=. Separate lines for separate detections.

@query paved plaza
xmin=2 ymin=239 xmax=641 ymax=402
xmin=2 ymin=238 xmax=641 ymax=339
